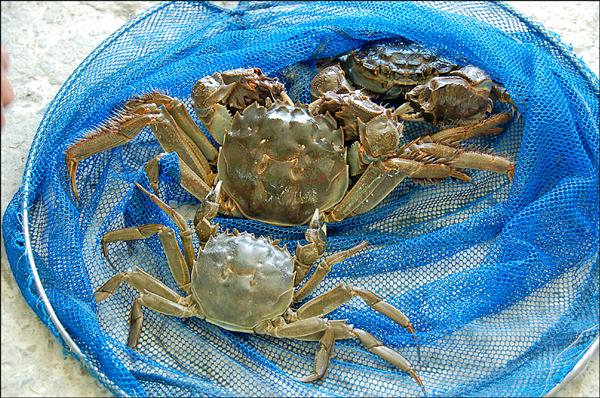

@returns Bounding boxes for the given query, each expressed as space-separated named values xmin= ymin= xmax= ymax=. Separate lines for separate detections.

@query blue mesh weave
xmin=2 ymin=1 xmax=598 ymax=396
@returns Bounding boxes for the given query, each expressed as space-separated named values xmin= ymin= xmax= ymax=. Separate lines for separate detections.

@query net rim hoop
xmin=545 ymin=337 xmax=598 ymax=397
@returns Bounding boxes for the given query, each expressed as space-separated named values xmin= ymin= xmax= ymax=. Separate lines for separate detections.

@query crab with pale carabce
xmin=98 ymin=182 xmax=422 ymax=384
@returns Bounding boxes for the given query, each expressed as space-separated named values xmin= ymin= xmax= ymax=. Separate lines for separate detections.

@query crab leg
xmin=96 ymin=266 xmax=184 ymax=304
xmin=407 ymin=141 xmax=515 ymax=180
xmin=261 ymin=316 xmax=422 ymax=386
xmin=142 ymin=103 xmax=215 ymax=186
xmin=136 ymin=183 xmax=196 ymax=270
xmin=195 ymin=102 xmax=233 ymax=146
xmin=258 ymin=316 xmax=338 ymax=382
xmin=326 ymin=160 xmax=411 ymax=222
xmin=298 ymin=326 xmax=335 ymax=382
xmin=311 ymin=323 xmax=421 ymax=386
xmin=296 ymin=282 xmax=414 ymax=333
xmin=193 ymin=181 xmax=222 ymax=244
xmin=394 ymin=102 xmax=425 ymax=122
xmin=101 ymin=224 xmax=163 ymax=258
xmin=299 ymin=320 xmax=422 ymax=386
xmin=145 ymin=153 xmax=212 ymax=201
xmin=66 ymin=110 xmax=156 ymax=201
xmin=66 ymin=94 xmax=216 ymax=201
xmin=294 ymin=209 xmax=327 ymax=286
xmin=137 ymin=291 xmax=197 ymax=318
xmin=127 ymin=291 xmax=197 ymax=348
xmin=426 ymin=112 xmax=511 ymax=144
xmin=135 ymin=93 xmax=219 ymax=163
xmin=329 ymin=112 xmax=514 ymax=221
xmin=95 ymin=267 xmax=198 ymax=348
xmin=263 ymin=316 xmax=329 ymax=338
xmin=128 ymin=292 xmax=197 ymax=348
xmin=145 ymin=154 xmax=163 ymax=195
xmin=399 ymin=112 xmax=515 ymax=180
xmin=326 ymin=158 xmax=469 ymax=222
xmin=128 ymin=298 xmax=144 ymax=348
xmin=351 ymin=327 xmax=423 ymax=386
xmin=293 ymin=241 xmax=369 ymax=302
xmin=100 ymin=224 xmax=192 ymax=294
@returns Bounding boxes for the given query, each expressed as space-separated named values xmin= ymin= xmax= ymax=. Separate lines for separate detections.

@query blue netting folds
xmin=2 ymin=1 xmax=598 ymax=396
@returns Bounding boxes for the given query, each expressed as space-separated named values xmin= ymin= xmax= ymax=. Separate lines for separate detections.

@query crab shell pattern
xmin=218 ymin=102 xmax=349 ymax=226
xmin=342 ymin=39 xmax=457 ymax=100
xmin=192 ymin=231 xmax=295 ymax=332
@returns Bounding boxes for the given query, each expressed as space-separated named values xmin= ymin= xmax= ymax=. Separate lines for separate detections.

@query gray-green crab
xmin=66 ymin=67 xmax=514 ymax=227
xmin=310 ymin=40 xmax=515 ymax=127
xmin=97 ymin=182 xmax=422 ymax=385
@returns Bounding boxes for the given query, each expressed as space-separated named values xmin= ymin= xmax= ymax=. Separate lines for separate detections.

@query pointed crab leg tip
xmin=295 ymin=374 xmax=322 ymax=383
xmin=101 ymin=241 xmax=109 ymax=259
xmin=409 ymin=369 xmax=424 ymax=387
xmin=135 ymin=182 xmax=153 ymax=197
xmin=95 ymin=291 xmax=107 ymax=303
xmin=507 ymin=168 xmax=515 ymax=182
xmin=451 ymin=169 xmax=472 ymax=183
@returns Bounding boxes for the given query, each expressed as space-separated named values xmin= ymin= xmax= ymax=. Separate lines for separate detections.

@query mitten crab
xmin=311 ymin=39 xmax=515 ymax=127
xmin=97 ymin=183 xmax=422 ymax=385
xmin=66 ymin=67 xmax=515 ymax=227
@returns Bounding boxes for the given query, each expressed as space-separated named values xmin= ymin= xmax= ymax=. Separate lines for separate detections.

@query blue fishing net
xmin=2 ymin=1 xmax=598 ymax=396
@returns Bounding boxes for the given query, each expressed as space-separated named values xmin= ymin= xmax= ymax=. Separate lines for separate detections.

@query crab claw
xmin=310 ymin=208 xmax=321 ymax=227
xmin=307 ymin=209 xmax=327 ymax=251
xmin=194 ymin=181 xmax=223 ymax=243
xmin=192 ymin=75 xmax=236 ymax=146
xmin=357 ymin=114 xmax=403 ymax=159
xmin=208 ymin=180 xmax=223 ymax=204
xmin=294 ymin=209 xmax=328 ymax=285
xmin=310 ymin=64 xmax=354 ymax=99
xmin=201 ymin=181 xmax=222 ymax=219
xmin=192 ymin=73 xmax=236 ymax=111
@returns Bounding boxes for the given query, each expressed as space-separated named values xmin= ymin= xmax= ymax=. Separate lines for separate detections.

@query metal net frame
xmin=2 ymin=1 xmax=598 ymax=396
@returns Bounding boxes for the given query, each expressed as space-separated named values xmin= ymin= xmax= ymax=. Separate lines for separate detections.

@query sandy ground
xmin=1 ymin=1 xmax=598 ymax=397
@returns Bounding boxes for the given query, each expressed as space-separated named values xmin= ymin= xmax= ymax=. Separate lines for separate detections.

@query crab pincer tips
xmin=213 ymin=180 xmax=223 ymax=197
xmin=206 ymin=180 xmax=223 ymax=205
xmin=310 ymin=208 xmax=321 ymax=225
xmin=295 ymin=373 xmax=323 ymax=383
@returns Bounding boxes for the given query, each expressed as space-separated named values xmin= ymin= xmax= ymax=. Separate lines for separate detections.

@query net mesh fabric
xmin=2 ymin=1 xmax=598 ymax=396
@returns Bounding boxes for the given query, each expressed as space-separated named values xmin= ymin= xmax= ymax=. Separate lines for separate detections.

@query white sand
xmin=1 ymin=1 xmax=598 ymax=396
